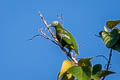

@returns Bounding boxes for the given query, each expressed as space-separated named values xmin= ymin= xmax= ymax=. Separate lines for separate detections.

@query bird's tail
xmin=75 ymin=49 xmax=79 ymax=55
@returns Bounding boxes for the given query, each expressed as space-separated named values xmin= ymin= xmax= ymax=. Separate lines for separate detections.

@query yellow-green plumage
xmin=50 ymin=21 xmax=79 ymax=54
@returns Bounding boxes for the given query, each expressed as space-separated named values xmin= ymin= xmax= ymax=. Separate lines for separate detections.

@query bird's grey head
xmin=50 ymin=21 xmax=59 ymax=27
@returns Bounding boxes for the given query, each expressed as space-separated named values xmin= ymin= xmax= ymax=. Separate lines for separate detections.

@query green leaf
xmin=77 ymin=57 xmax=92 ymax=80
xmin=61 ymin=72 xmax=74 ymax=80
xmin=68 ymin=66 xmax=82 ymax=80
xmin=68 ymin=66 xmax=91 ymax=80
xmin=100 ymin=28 xmax=120 ymax=52
xmin=92 ymin=64 xmax=102 ymax=75
xmin=112 ymin=28 xmax=120 ymax=52
xmin=99 ymin=29 xmax=119 ymax=48
xmin=112 ymin=40 xmax=120 ymax=52
xmin=78 ymin=57 xmax=93 ymax=67
xmin=92 ymin=64 xmax=102 ymax=80
xmin=106 ymin=20 xmax=120 ymax=29
xmin=57 ymin=60 xmax=74 ymax=80
xmin=100 ymin=70 xmax=115 ymax=78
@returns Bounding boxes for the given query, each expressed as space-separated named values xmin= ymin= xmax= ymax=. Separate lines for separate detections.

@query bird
xmin=106 ymin=20 xmax=120 ymax=29
xmin=49 ymin=21 xmax=79 ymax=55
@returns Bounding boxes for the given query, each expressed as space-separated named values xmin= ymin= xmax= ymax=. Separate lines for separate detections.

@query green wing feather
xmin=56 ymin=28 xmax=79 ymax=54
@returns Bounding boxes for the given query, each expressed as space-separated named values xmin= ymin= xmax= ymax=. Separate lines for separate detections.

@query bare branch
xmin=39 ymin=28 xmax=58 ymax=45
xmin=106 ymin=49 xmax=112 ymax=70
xmin=59 ymin=44 xmax=78 ymax=64
xmin=95 ymin=34 xmax=101 ymax=38
xmin=57 ymin=14 xmax=64 ymax=27
xmin=38 ymin=11 xmax=57 ymax=40
xmin=102 ymin=48 xmax=113 ymax=80
xmin=28 ymin=34 xmax=41 ymax=40
xmin=96 ymin=55 xmax=108 ymax=62
xmin=38 ymin=11 xmax=78 ymax=64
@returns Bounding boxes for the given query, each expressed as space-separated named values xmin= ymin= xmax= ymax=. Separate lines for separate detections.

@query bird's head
xmin=49 ymin=21 xmax=59 ymax=27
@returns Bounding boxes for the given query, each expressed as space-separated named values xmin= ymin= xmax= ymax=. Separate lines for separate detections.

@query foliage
xmin=57 ymin=60 xmax=74 ymax=79
xmin=99 ymin=20 xmax=120 ymax=52
xmin=106 ymin=20 xmax=120 ymax=29
xmin=58 ymin=58 xmax=115 ymax=80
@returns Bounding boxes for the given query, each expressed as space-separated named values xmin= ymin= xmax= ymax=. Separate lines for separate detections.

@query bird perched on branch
xmin=49 ymin=21 xmax=79 ymax=55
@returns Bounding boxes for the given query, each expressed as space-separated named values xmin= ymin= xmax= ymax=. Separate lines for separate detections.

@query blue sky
xmin=0 ymin=0 xmax=120 ymax=80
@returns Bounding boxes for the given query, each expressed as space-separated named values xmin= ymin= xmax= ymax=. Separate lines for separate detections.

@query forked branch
xmin=38 ymin=11 xmax=78 ymax=64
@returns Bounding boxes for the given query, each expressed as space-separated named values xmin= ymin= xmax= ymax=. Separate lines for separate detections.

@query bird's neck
xmin=55 ymin=24 xmax=64 ymax=31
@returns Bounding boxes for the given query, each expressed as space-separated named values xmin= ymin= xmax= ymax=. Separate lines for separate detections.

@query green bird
xmin=49 ymin=21 xmax=79 ymax=55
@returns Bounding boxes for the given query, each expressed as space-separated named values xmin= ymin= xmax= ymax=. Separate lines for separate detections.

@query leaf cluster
xmin=58 ymin=58 xmax=115 ymax=80
xmin=99 ymin=20 xmax=120 ymax=52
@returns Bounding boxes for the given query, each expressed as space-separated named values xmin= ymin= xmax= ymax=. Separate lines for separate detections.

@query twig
xmin=96 ymin=55 xmax=108 ymax=62
xmin=57 ymin=14 xmax=64 ymax=27
xmin=95 ymin=34 xmax=101 ymax=38
xmin=106 ymin=49 xmax=113 ymax=70
xmin=39 ymin=28 xmax=58 ymax=45
xmin=102 ymin=48 xmax=112 ymax=80
xmin=38 ymin=11 xmax=57 ymax=40
xmin=38 ymin=11 xmax=78 ymax=64
xmin=28 ymin=34 xmax=40 ymax=40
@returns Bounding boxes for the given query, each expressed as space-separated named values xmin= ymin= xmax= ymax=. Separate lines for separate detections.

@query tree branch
xmin=28 ymin=34 xmax=41 ymax=40
xmin=38 ymin=11 xmax=78 ymax=64
xmin=102 ymin=48 xmax=113 ymax=80
xmin=38 ymin=11 xmax=57 ymax=40
xmin=39 ymin=28 xmax=58 ymax=45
